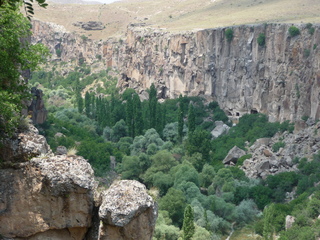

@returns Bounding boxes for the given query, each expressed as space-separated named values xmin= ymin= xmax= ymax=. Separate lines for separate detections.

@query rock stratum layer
xmin=32 ymin=21 xmax=320 ymax=122
xmin=0 ymin=126 xmax=156 ymax=239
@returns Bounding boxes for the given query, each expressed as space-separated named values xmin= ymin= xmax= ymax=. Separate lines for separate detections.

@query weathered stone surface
xmin=241 ymin=121 xmax=320 ymax=178
xmin=223 ymin=146 xmax=246 ymax=165
xmin=56 ymin=145 xmax=68 ymax=155
xmin=0 ymin=125 xmax=51 ymax=163
xmin=0 ymin=153 xmax=95 ymax=239
xmin=211 ymin=121 xmax=230 ymax=138
xmin=99 ymin=180 xmax=157 ymax=240
xmin=285 ymin=215 xmax=295 ymax=230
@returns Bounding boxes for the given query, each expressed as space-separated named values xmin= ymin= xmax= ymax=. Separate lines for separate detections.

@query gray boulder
xmin=223 ymin=146 xmax=246 ymax=165
xmin=211 ymin=121 xmax=230 ymax=138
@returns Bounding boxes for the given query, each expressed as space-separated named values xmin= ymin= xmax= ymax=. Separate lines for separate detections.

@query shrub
xmin=80 ymin=34 xmax=88 ymax=41
xmin=236 ymin=154 xmax=252 ymax=166
xmin=272 ymin=141 xmax=285 ymax=152
xmin=288 ymin=26 xmax=300 ymax=37
xmin=225 ymin=28 xmax=234 ymax=42
xmin=306 ymin=23 xmax=315 ymax=35
xmin=304 ymin=49 xmax=311 ymax=58
xmin=257 ymin=33 xmax=266 ymax=46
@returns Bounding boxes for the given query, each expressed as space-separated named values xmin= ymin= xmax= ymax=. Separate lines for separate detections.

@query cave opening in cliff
xmin=251 ymin=109 xmax=258 ymax=114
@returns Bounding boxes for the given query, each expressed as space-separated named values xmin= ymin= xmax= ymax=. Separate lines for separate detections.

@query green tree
xmin=149 ymin=83 xmax=157 ymax=128
xmin=225 ymin=28 xmax=234 ymax=42
xmin=111 ymin=119 xmax=128 ymax=142
xmin=0 ymin=6 xmax=48 ymax=139
xmin=187 ymin=103 xmax=195 ymax=134
xmin=85 ymin=91 xmax=91 ymax=117
xmin=182 ymin=205 xmax=195 ymax=240
xmin=178 ymin=104 xmax=184 ymax=141
xmin=0 ymin=0 xmax=48 ymax=20
xmin=133 ymin=93 xmax=143 ymax=136
xmin=159 ymin=188 xmax=186 ymax=227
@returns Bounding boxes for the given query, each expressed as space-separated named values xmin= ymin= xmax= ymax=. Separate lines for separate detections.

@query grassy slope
xmin=34 ymin=0 xmax=320 ymax=40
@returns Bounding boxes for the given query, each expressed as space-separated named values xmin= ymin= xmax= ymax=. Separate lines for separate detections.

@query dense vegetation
xmin=0 ymin=4 xmax=49 ymax=141
xmin=28 ymin=62 xmax=320 ymax=239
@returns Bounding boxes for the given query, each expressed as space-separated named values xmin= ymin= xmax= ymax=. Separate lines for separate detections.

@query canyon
xmin=32 ymin=20 xmax=320 ymax=122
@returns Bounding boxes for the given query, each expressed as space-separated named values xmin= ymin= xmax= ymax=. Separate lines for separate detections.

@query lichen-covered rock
xmin=0 ymin=125 xmax=51 ymax=163
xmin=0 ymin=153 xmax=95 ymax=239
xmin=98 ymin=180 xmax=157 ymax=240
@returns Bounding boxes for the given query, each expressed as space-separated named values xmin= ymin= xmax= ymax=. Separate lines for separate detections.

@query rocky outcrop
xmin=73 ymin=21 xmax=105 ymax=31
xmin=241 ymin=120 xmax=320 ymax=178
xmin=223 ymin=146 xmax=246 ymax=165
xmin=211 ymin=121 xmax=230 ymax=138
xmin=27 ymin=87 xmax=47 ymax=124
xmin=31 ymin=20 xmax=107 ymax=68
xmin=0 ymin=126 xmax=157 ymax=239
xmin=0 ymin=129 xmax=95 ymax=239
xmin=98 ymin=180 xmax=157 ymax=240
xmin=0 ymin=125 xmax=51 ymax=163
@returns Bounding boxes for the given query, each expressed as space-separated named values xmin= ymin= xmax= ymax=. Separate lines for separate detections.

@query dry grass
xmin=33 ymin=0 xmax=320 ymax=39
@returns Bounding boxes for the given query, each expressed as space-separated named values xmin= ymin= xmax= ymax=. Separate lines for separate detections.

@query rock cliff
xmin=0 ymin=125 xmax=157 ymax=239
xmin=31 ymin=21 xmax=320 ymax=122
xmin=115 ymin=23 xmax=320 ymax=123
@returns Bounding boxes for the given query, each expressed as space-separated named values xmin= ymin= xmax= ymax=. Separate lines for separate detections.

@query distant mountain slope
xmin=34 ymin=0 xmax=320 ymax=40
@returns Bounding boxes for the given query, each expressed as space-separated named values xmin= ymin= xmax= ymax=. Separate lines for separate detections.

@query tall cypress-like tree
xmin=155 ymin=102 xmax=163 ymax=135
xmin=182 ymin=205 xmax=195 ymax=240
xmin=187 ymin=103 xmax=195 ymax=134
xmin=133 ymin=93 xmax=143 ymax=137
xmin=178 ymin=103 xmax=184 ymax=142
xmin=85 ymin=91 xmax=91 ymax=117
xmin=76 ymin=91 xmax=83 ymax=113
xmin=149 ymin=83 xmax=157 ymax=129
xmin=126 ymin=96 xmax=134 ymax=137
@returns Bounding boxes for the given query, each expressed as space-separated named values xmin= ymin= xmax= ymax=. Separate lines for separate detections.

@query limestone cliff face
xmin=115 ymin=24 xmax=320 ymax=122
xmin=0 ymin=125 xmax=157 ymax=239
xmin=31 ymin=20 xmax=106 ymax=68
xmin=31 ymin=21 xmax=320 ymax=122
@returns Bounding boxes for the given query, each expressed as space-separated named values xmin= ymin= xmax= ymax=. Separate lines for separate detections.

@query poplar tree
xmin=85 ymin=91 xmax=91 ymax=117
xmin=187 ymin=103 xmax=195 ymax=134
xmin=133 ymin=94 xmax=143 ymax=136
xmin=178 ymin=104 xmax=184 ymax=142
xmin=182 ymin=205 xmax=195 ymax=240
xmin=149 ymin=83 xmax=157 ymax=129
xmin=126 ymin=96 xmax=134 ymax=137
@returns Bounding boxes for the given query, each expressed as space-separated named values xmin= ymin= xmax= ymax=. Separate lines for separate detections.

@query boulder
xmin=0 ymin=125 xmax=51 ymax=163
xmin=223 ymin=146 xmax=246 ymax=165
xmin=0 ymin=154 xmax=95 ymax=239
xmin=211 ymin=121 xmax=230 ymax=138
xmin=99 ymin=180 xmax=157 ymax=240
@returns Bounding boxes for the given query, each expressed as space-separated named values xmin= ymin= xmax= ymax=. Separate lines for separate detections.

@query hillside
xmin=33 ymin=0 xmax=320 ymax=40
